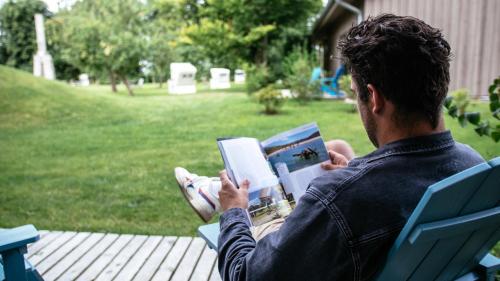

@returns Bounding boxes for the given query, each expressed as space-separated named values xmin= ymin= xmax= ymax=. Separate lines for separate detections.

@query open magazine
xmin=217 ymin=123 xmax=329 ymax=227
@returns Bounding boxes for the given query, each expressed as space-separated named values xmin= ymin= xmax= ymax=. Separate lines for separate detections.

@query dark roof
xmin=312 ymin=0 xmax=362 ymax=42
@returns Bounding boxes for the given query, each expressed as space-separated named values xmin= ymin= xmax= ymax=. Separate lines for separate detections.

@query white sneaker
xmin=174 ymin=167 xmax=221 ymax=222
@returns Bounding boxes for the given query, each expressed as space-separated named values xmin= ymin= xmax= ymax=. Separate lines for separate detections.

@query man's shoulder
xmin=453 ymin=141 xmax=485 ymax=163
xmin=307 ymin=139 xmax=486 ymax=237
xmin=310 ymin=139 xmax=485 ymax=194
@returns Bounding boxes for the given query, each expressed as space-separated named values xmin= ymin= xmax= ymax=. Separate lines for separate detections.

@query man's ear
xmin=367 ymin=84 xmax=384 ymax=115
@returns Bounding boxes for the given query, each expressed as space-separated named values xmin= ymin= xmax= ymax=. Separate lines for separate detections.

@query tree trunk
xmin=109 ymin=71 xmax=117 ymax=92
xmin=262 ymin=35 xmax=268 ymax=66
xmin=256 ymin=35 xmax=268 ymax=66
xmin=121 ymin=75 xmax=134 ymax=96
xmin=159 ymin=75 xmax=163 ymax=88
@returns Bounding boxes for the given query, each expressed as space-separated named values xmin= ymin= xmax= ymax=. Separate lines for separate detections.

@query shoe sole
xmin=175 ymin=175 xmax=211 ymax=223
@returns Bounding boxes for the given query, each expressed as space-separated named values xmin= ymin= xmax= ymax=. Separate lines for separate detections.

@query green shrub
xmin=339 ymin=74 xmax=357 ymax=112
xmin=451 ymin=89 xmax=470 ymax=116
xmin=245 ymin=64 xmax=273 ymax=95
xmin=339 ymin=75 xmax=355 ymax=100
xmin=283 ymin=48 xmax=321 ymax=103
xmin=255 ymin=84 xmax=286 ymax=114
xmin=444 ymin=78 xmax=500 ymax=142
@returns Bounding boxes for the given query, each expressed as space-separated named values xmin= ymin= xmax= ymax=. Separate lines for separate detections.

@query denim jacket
xmin=217 ymin=131 xmax=484 ymax=281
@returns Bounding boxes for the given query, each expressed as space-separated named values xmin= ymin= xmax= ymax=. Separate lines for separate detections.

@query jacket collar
xmin=354 ymin=131 xmax=455 ymax=164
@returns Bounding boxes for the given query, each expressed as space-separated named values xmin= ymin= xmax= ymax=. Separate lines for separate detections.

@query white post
xmin=33 ymin=14 xmax=55 ymax=80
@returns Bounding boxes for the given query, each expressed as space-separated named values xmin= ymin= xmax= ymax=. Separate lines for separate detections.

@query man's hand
xmin=219 ymin=170 xmax=250 ymax=211
xmin=321 ymin=150 xmax=349 ymax=170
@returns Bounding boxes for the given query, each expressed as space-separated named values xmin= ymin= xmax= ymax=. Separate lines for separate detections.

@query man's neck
xmin=377 ymin=118 xmax=446 ymax=147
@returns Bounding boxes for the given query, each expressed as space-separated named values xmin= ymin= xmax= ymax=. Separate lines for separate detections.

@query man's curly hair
xmin=339 ymin=14 xmax=451 ymax=128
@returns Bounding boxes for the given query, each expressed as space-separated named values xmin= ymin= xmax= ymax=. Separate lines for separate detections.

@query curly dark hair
xmin=339 ymin=14 xmax=451 ymax=128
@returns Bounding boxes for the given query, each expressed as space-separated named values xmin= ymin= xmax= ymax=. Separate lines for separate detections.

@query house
xmin=312 ymin=0 xmax=500 ymax=99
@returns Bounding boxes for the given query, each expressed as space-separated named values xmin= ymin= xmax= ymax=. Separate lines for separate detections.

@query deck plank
xmin=18 ymin=229 xmax=222 ymax=281
xmin=209 ymin=261 xmax=222 ymax=281
xmin=36 ymin=232 xmax=91 ymax=275
xmin=30 ymin=232 xmax=77 ymax=266
xmin=132 ymin=236 xmax=177 ymax=281
xmin=56 ymin=233 xmax=119 ymax=281
xmin=76 ymin=234 xmax=134 ymax=281
xmin=43 ymin=232 xmax=104 ymax=280
xmin=151 ymin=237 xmax=192 ymax=281
xmin=190 ymin=245 xmax=218 ymax=281
xmin=94 ymin=235 xmax=148 ymax=281
xmin=27 ymin=231 xmax=64 ymax=258
xmin=113 ymin=235 xmax=163 ymax=281
xmin=38 ymin=230 xmax=50 ymax=238
xmin=171 ymin=237 xmax=206 ymax=281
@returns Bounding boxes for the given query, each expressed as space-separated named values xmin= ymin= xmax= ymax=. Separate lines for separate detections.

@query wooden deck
xmin=26 ymin=230 xmax=221 ymax=281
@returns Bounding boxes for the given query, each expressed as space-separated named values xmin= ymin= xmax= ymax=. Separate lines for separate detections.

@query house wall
xmin=363 ymin=0 xmax=500 ymax=98
xmin=324 ymin=13 xmax=359 ymax=75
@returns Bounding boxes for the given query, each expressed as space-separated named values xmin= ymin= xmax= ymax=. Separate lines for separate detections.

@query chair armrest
xmin=198 ymin=223 xmax=219 ymax=251
xmin=477 ymin=253 xmax=500 ymax=280
xmin=0 ymin=225 xmax=39 ymax=253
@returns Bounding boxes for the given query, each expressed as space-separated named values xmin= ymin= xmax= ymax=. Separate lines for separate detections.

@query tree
xmin=52 ymin=0 xmax=147 ymax=96
xmin=180 ymin=18 xmax=275 ymax=71
xmin=0 ymin=0 xmax=50 ymax=71
xmin=145 ymin=0 xmax=182 ymax=87
xmin=177 ymin=0 xmax=322 ymax=87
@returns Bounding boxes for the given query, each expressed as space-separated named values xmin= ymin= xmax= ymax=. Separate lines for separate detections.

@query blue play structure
xmin=310 ymin=65 xmax=346 ymax=98
xmin=198 ymin=157 xmax=500 ymax=280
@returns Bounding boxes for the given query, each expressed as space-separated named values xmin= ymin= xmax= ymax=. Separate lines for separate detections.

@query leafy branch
xmin=444 ymin=77 xmax=500 ymax=142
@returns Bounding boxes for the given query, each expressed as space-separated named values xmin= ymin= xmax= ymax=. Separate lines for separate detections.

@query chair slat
xmin=409 ymin=227 xmax=498 ymax=281
xmin=376 ymin=163 xmax=492 ymax=280
xmin=457 ymin=227 xmax=500 ymax=278
xmin=435 ymin=159 xmax=500 ymax=280
xmin=389 ymin=163 xmax=491 ymax=251
xmin=405 ymin=207 xmax=500 ymax=280
xmin=409 ymin=207 xmax=500 ymax=280
xmin=409 ymin=206 xmax=500 ymax=244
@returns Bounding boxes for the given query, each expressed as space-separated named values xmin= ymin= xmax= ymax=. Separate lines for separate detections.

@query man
xmin=178 ymin=14 xmax=485 ymax=280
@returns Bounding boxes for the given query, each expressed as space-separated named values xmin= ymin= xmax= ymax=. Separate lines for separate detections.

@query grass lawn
xmin=1 ymin=66 xmax=499 ymax=255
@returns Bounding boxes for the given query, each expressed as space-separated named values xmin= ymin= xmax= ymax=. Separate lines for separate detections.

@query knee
xmin=325 ymin=139 xmax=355 ymax=161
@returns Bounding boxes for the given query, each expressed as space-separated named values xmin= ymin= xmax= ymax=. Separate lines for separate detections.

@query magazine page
xmin=218 ymin=137 xmax=279 ymax=193
xmin=217 ymin=137 xmax=292 ymax=226
xmin=246 ymin=185 xmax=292 ymax=227
xmin=261 ymin=123 xmax=329 ymax=203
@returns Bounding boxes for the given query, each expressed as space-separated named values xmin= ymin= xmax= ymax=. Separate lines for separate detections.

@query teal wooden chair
xmin=198 ymin=222 xmax=220 ymax=251
xmin=198 ymin=157 xmax=500 ymax=280
xmin=0 ymin=225 xmax=43 ymax=281
xmin=310 ymin=65 xmax=346 ymax=98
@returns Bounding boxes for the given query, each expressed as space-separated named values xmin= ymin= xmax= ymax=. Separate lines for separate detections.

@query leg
xmin=251 ymin=218 xmax=285 ymax=241
xmin=325 ymin=139 xmax=355 ymax=161
xmin=175 ymin=167 xmax=222 ymax=222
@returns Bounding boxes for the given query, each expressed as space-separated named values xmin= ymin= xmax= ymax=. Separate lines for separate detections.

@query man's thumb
xmin=240 ymin=179 xmax=250 ymax=190
xmin=321 ymin=162 xmax=335 ymax=170
xmin=321 ymin=162 xmax=344 ymax=171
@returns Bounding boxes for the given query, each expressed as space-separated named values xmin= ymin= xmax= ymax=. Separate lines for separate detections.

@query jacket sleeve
xmin=217 ymin=189 xmax=355 ymax=281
